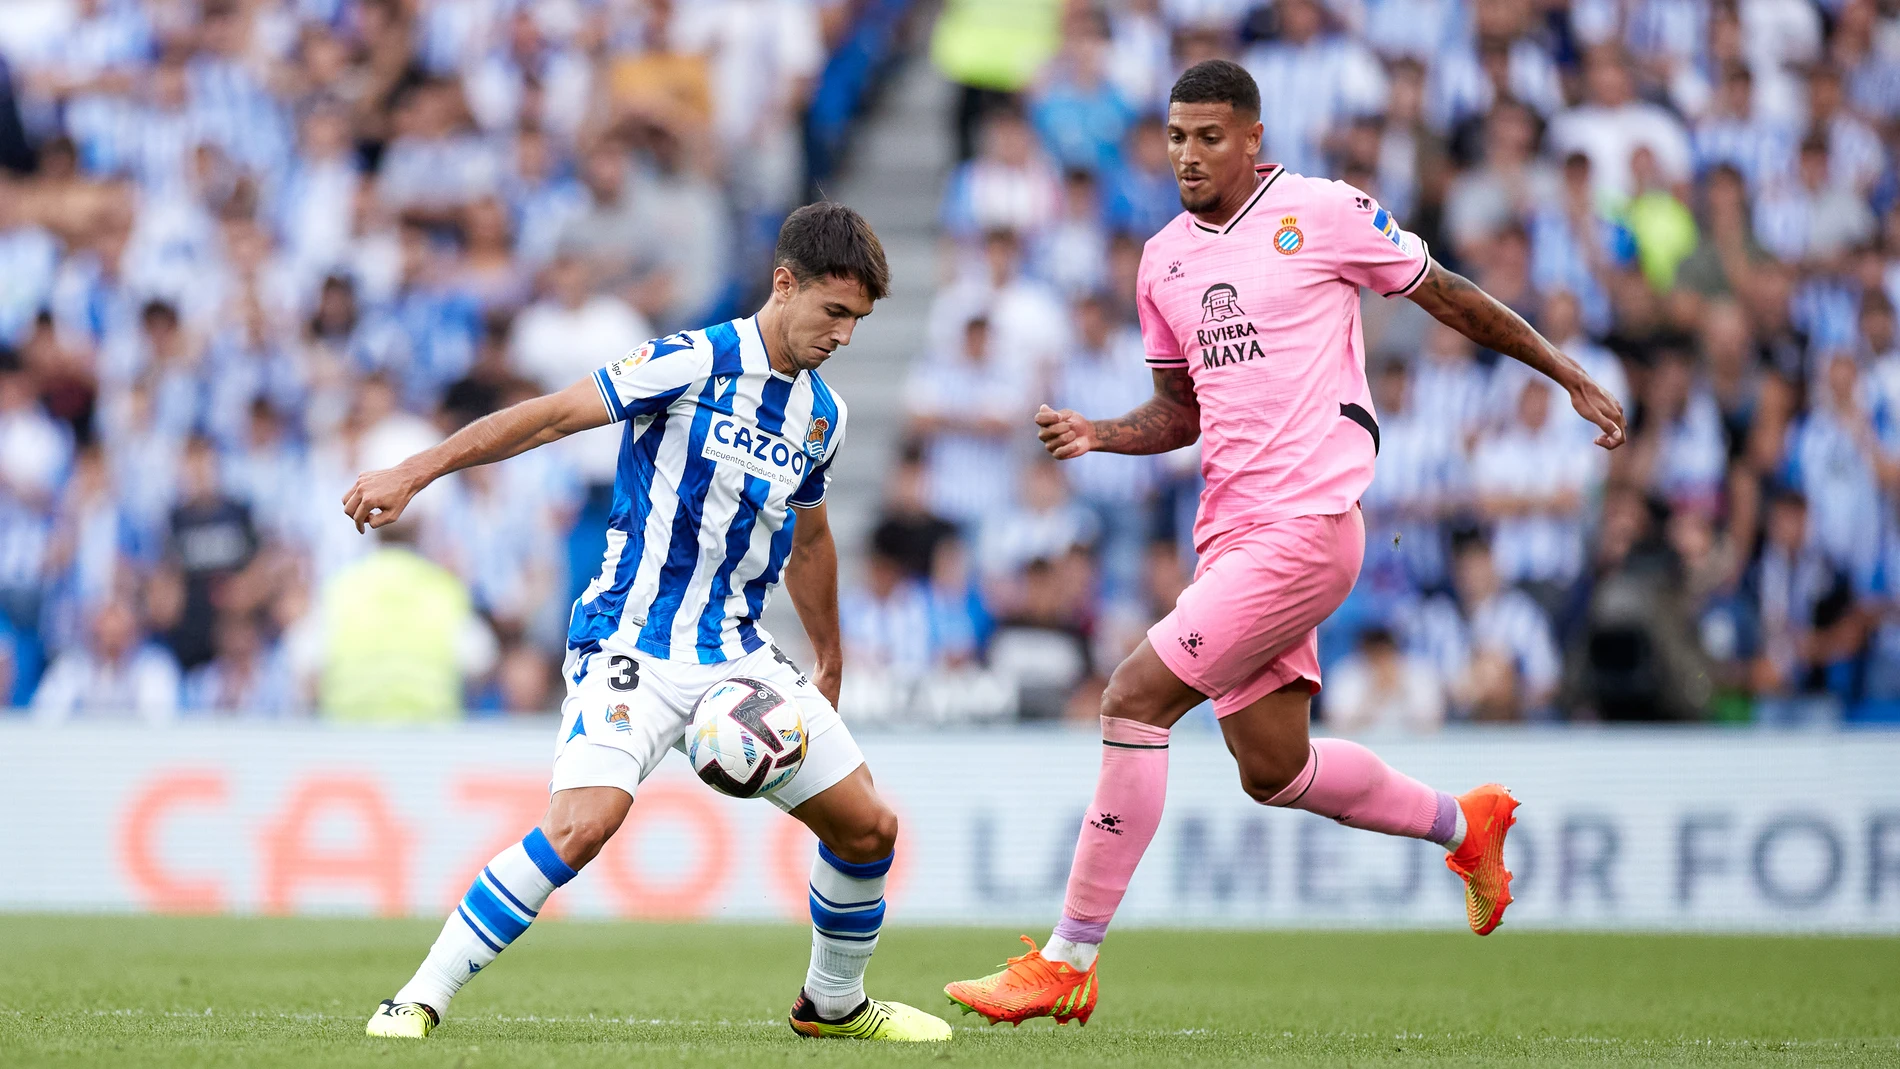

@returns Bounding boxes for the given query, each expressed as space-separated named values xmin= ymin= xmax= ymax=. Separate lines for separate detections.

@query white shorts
xmin=549 ymin=637 xmax=863 ymax=813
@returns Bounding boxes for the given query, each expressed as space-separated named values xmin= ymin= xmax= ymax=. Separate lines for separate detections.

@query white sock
xmin=1043 ymin=934 xmax=1098 ymax=971
xmin=1443 ymin=807 xmax=1469 ymax=853
xmin=805 ymin=844 xmax=889 ymax=1020
xmin=393 ymin=828 xmax=575 ymax=1016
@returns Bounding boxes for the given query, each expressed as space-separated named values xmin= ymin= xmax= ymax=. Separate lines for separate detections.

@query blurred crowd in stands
xmin=841 ymin=0 xmax=1900 ymax=728
xmin=0 ymin=0 xmax=891 ymax=721
xmin=10 ymin=0 xmax=1900 ymax=731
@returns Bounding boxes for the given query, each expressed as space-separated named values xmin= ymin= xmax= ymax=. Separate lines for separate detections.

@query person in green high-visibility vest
xmin=314 ymin=521 xmax=496 ymax=724
xmin=930 ymin=0 xmax=1064 ymax=160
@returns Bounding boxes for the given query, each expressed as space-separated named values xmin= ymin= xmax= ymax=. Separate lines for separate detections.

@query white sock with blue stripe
xmin=805 ymin=844 xmax=889 ymax=1020
xmin=394 ymin=828 xmax=576 ymax=1015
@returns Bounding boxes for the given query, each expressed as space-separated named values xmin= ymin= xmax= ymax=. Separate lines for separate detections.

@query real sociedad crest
xmin=804 ymin=417 xmax=829 ymax=458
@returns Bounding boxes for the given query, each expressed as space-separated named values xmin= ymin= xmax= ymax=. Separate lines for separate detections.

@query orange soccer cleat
xmin=943 ymin=936 xmax=1098 ymax=1027
xmin=1445 ymin=783 xmax=1520 ymax=935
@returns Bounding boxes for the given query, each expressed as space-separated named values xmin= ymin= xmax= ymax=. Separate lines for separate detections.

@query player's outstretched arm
xmin=341 ymin=377 xmax=610 ymax=532
xmin=1036 ymin=367 xmax=1201 ymax=459
xmin=1407 ymin=261 xmax=1626 ymax=449
xmin=785 ymin=500 xmax=844 ymax=708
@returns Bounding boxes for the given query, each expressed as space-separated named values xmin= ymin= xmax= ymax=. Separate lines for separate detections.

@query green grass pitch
xmin=1 ymin=916 xmax=1896 ymax=1067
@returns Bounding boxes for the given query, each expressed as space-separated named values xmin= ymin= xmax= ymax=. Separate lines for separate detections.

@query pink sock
xmin=1052 ymin=716 xmax=1170 ymax=944
xmin=1265 ymin=738 xmax=1460 ymax=843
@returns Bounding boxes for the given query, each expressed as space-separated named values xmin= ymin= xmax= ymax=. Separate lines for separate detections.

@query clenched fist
xmin=1036 ymin=404 xmax=1099 ymax=460
xmin=341 ymin=464 xmax=425 ymax=533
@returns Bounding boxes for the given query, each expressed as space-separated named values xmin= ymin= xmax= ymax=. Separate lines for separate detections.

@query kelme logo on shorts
xmin=701 ymin=419 xmax=811 ymax=489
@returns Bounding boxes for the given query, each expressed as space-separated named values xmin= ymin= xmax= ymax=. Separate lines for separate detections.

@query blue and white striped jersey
xmin=567 ymin=315 xmax=846 ymax=664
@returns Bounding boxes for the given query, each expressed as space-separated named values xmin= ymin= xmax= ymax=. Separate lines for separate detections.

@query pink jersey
xmin=1137 ymin=164 xmax=1430 ymax=549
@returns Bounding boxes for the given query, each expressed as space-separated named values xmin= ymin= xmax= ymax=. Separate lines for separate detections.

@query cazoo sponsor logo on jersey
xmin=701 ymin=419 xmax=811 ymax=489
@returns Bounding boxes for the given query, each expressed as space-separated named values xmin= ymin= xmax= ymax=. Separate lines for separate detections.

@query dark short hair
xmin=775 ymin=201 xmax=890 ymax=302
xmin=1169 ymin=59 xmax=1260 ymax=118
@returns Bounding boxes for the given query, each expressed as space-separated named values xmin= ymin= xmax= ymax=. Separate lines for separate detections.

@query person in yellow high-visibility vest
xmin=312 ymin=521 xmax=496 ymax=724
xmin=930 ymin=0 xmax=1064 ymax=159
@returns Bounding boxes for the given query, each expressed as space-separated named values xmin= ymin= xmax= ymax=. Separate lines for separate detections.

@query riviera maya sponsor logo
xmin=1201 ymin=282 xmax=1245 ymax=323
xmin=1274 ymin=216 xmax=1303 ymax=254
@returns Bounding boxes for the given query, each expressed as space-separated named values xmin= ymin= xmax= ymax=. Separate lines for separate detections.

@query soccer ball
xmin=687 ymin=677 xmax=806 ymax=798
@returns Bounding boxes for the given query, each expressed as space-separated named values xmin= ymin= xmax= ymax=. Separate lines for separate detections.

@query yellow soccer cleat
xmin=1445 ymin=783 xmax=1520 ymax=936
xmin=787 ymin=990 xmax=952 ymax=1041
xmin=365 ymin=999 xmax=438 ymax=1038
xmin=943 ymin=936 xmax=1098 ymax=1027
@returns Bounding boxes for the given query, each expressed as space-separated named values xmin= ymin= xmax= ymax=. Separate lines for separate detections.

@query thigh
xmin=1148 ymin=510 xmax=1364 ymax=711
xmin=550 ymin=647 xmax=691 ymax=798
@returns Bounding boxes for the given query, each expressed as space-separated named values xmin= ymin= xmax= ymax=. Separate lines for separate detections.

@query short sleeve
xmin=789 ymin=401 xmax=847 ymax=509
xmin=1329 ymin=182 xmax=1432 ymax=298
xmin=592 ymin=334 xmax=703 ymax=423
xmin=1136 ymin=255 xmax=1186 ymax=368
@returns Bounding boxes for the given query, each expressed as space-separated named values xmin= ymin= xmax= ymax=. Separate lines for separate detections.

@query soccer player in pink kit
xmin=945 ymin=60 xmax=1626 ymax=1026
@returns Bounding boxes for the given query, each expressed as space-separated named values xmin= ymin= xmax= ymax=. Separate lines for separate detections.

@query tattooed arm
xmin=1036 ymin=367 xmax=1201 ymax=458
xmin=1408 ymin=260 xmax=1627 ymax=449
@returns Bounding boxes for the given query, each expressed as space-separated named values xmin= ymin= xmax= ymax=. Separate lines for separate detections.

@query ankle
xmin=1042 ymin=934 xmax=1099 ymax=971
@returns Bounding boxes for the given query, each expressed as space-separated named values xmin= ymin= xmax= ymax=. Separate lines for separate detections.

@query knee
xmin=828 ymin=805 xmax=899 ymax=865
xmin=1100 ymin=664 xmax=1169 ymax=727
xmin=1237 ymin=747 xmax=1311 ymax=806
xmin=543 ymin=800 xmax=625 ymax=870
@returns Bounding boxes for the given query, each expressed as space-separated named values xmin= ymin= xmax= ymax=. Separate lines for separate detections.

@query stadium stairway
xmin=804 ymin=61 xmax=950 ymax=570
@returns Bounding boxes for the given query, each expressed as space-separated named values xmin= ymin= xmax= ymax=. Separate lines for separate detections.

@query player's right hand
xmin=1036 ymin=404 xmax=1098 ymax=460
xmin=342 ymin=465 xmax=423 ymax=533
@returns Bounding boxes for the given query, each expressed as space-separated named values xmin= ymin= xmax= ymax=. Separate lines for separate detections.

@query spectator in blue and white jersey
xmin=1693 ymin=65 xmax=1795 ymax=192
xmin=1030 ymin=170 xmax=1111 ymax=299
xmin=1363 ymin=358 xmax=1468 ymax=592
xmin=1408 ymin=321 xmax=1491 ymax=448
xmin=842 ymin=538 xmax=939 ymax=676
xmin=939 ymin=108 xmax=1063 ymax=244
xmin=0 ymin=213 xmax=61 ymax=346
xmin=0 ymin=348 xmax=74 ymax=511
xmin=1782 ymin=353 xmax=1884 ymax=576
xmin=1052 ymin=293 xmax=1157 ymax=601
xmin=1630 ymin=350 xmax=1731 ymax=516
xmin=905 ymin=315 xmax=1032 ymax=527
xmin=1806 ymin=65 xmax=1886 ymax=196
xmin=926 ymin=228 xmax=1070 ymax=382
xmin=1426 ymin=34 xmax=1565 ymax=135
xmin=272 ymin=101 xmax=360 ymax=278
xmin=1472 ymin=375 xmax=1606 ymax=593
xmin=33 ymin=597 xmax=181 ymax=723
xmin=182 ymin=610 xmax=298 ymax=717
xmin=377 ymin=79 xmax=500 ymax=226
xmin=1550 ymin=47 xmax=1692 ymax=201
xmin=978 ymin=458 xmax=1099 ymax=584
xmin=1528 ymin=154 xmax=1626 ymax=337
xmin=1240 ymin=0 xmax=1386 ymax=178
xmin=1104 ymin=121 xmax=1180 ymax=240
xmin=1030 ymin=14 xmax=1136 ymax=177
xmin=463 ymin=10 xmax=593 ymax=146
xmin=1753 ymin=136 xmax=1876 ymax=266
xmin=1749 ymin=487 xmax=1860 ymax=720
xmin=1403 ymin=536 xmax=1562 ymax=721
xmin=1362 ymin=0 xmax=1465 ymax=62
xmin=187 ymin=2 xmax=292 ymax=183
xmin=503 ymin=127 xmax=588 ymax=268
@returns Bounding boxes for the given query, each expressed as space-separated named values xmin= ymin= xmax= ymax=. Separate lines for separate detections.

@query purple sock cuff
xmin=1052 ymin=915 xmax=1109 ymax=944
xmin=1427 ymin=791 xmax=1460 ymax=845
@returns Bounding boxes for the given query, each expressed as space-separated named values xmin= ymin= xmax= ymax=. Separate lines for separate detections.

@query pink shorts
xmin=1149 ymin=508 xmax=1365 ymax=717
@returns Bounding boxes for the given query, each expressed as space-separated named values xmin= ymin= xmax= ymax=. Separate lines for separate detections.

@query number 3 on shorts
xmin=608 ymin=655 xmax=639 ymax=691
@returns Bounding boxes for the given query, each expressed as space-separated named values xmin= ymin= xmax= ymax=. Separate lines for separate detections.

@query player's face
xmin=774 ymin=268 xmax=875 ymax=372
xmin=1165 ymin=102 xmax=1264 ymax=216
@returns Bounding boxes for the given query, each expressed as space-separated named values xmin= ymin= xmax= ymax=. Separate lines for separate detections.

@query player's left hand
xmin=1569 ymin=377 xmax=1626 ymax=451
xmin=342 ymin=465 xmax=424 ymax=533
xmin=811 ymin=662 xmax=842 ymax=709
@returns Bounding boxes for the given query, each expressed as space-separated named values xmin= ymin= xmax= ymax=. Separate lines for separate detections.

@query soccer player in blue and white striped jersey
xmin=344 ymin=203 xmax=950 ymax=1043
